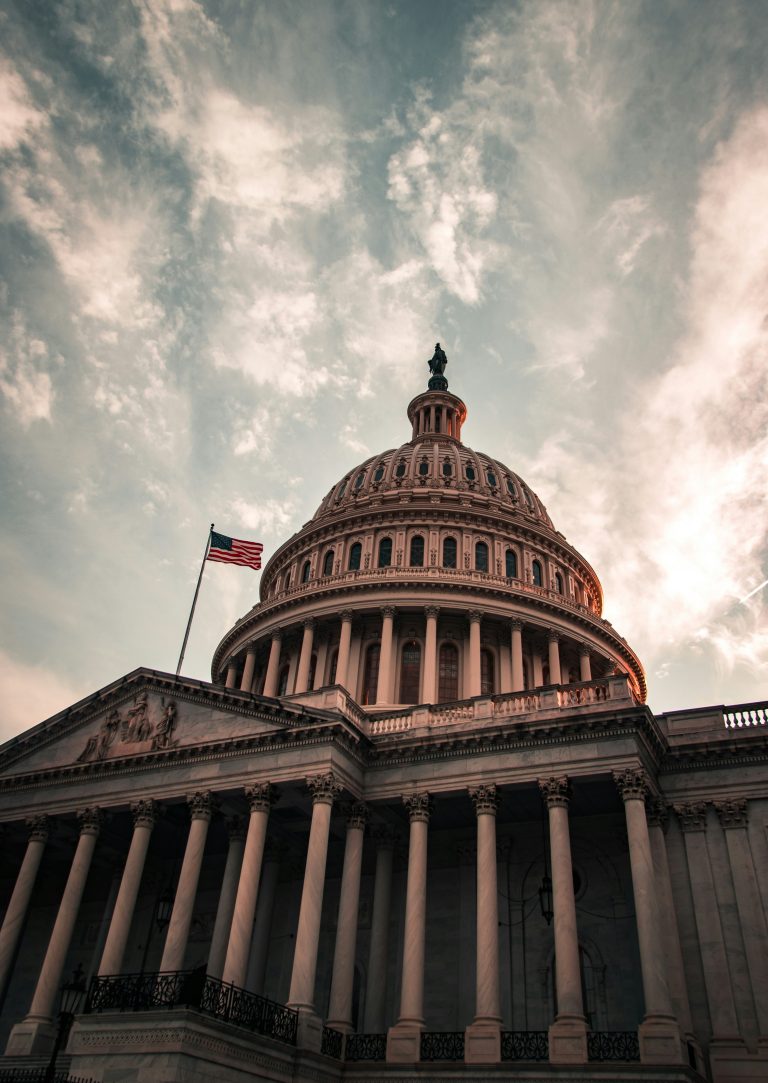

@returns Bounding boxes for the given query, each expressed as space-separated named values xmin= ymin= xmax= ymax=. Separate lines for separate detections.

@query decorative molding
xmin=613 ymin=767 xmax=649 ymax=802
xmin=131 ymin=799 xmax=158 ymax=829
xmin=510 ymin=619 xmax=522 ymax=632
xmin=468 ymin=783 xmax=499 ymax=815
xmin=77 ymin=806 xmax=102 ymax=835
xmin=403 ymin=791 xmax=431 ymax=822
xmin=77 ymin=694 xmax=178 ymax=763
xmin=425 ymin=606 xmax=440 ymax=620
xmin=547 ymin=631 xmax=560 ymax=644
xmin=468 ymin=609 xmax=482 ymax=624
xmin=245 ymin=782 xmax=276 ymax=813
xmin=339 ymin=609 xmax=354 ymax=623
xmin=306 ymin=771 xmax=342 ymax=805
xmin=381 ymin=606 xmax=396 ymax=620
xmin=346 ymin=800 xmax=369 ymax=830
xmin=187 ymin=791 xmax=215 ymax=822
xmin=538 ymin=775 xmax=570 ymax=808
xmin=714 ymin=798 xmax=748 ymax=829
xmin=26 ymin=814 xmax=50 ymax=842
xmin=674 ymin=801 xmax=708 ymax=832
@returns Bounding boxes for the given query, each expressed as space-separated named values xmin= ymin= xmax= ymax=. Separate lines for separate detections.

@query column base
xmin=293 ymin=1007 xmax=323 ymax=1053
xmin=464 ymin=1019 xmax=501 ymax=1063
xmin=386 ymin=1021 xmax=423 ymax=1063
xmin=5 ymin=1015 xmax=57 ymax=1057
xmin=639 ymin=1014 xmax=684 ymax=1064
xmin=547 ymin=1014 xmax=588 ymax=1064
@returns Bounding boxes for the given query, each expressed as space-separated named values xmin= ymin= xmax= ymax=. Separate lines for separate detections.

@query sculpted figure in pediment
xmin=151 ymin=700 xmax=177 ymax=750
xmin=123 ymin=691 xmax=151 ymax=742
xmin=76 ymin=691 xmax=180 ymax=763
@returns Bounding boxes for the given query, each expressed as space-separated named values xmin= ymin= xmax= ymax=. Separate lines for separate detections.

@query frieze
xmin=77 ymin=693 xmax=178 ymax=763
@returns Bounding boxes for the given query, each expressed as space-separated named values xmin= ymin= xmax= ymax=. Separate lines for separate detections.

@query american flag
xmin=207 ymin=531 xmax=263 ymax=570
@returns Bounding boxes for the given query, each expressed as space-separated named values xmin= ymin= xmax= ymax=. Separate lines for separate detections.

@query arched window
xmin=348 ymin=542 xmax=362 ymax=571
xmin=328 ymin=649 xmax=338 ymax=685
xmin=481 ymin=650 xmax=495 ymax=695
xmin=394 ymin=461 xmax=406 ymax=478
xmin=307 ymin=653 xmax=317 ymax=691
xmin=443 ymin=536 xmax=457 ymax=568
xmin=505 ymin=549 xmax=518 ymax=578
xmin=523 ymin=487 xmax=535 ymax=510
xmin=374 ymin=464 xmax=385 ymax=482
xmin=354 ymin=471 xmax=365 ymax=490
xmin=418 ymin=460 xmax=429 ymax=476
xmin=337 ymin=478 xmax=348 ymax=499
xmin=361 ymin=644 xmax=380 ymax=706
xmin=399 ymin=641 xmax=421 ymax=703
xmin=475 ymin=541 xmax=489 ymax=572
xmin=442 ymin=460 xmax=453 ymax=477
xmin=277 ymin=663 xmax=290 ymax=697
xmin=532 ymin=559 xmax=543 ymax=587
xmin=506 ymin=477 xmax=516 ymax=498
xmin=486 ymin=470 xmax=497 ymax=488
xmin=555 ymin=571 xmax=564 ymax=594
xmin=438 ymin=643 xmax=459 ymax=701
xmin=323 ymin=550 xmax=334 ymax=576
xmin=465 ymin=464 xmax=476 ymax=481
xmin=378 ymin=537 xmax=393 ymax=567
xmin=410 ymin=535 xmax=424 ymax=567
xmin=301 ymin=560 xmax=311 ymax=583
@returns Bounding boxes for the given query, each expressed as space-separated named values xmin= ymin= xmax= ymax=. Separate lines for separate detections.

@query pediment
xmin=0 ymin=669 xmax=311 ymax=779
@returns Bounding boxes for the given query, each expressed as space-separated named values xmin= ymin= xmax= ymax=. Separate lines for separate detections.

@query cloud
xmin=0 ymin=59 xmax=47 ymax=149
xmin=0 ymin=649 xmax=86 ymax=744
xmin=227 ymin=497 xmax=297 ymax=537
xmin=0 ymin=311 xmax=55 ymax=426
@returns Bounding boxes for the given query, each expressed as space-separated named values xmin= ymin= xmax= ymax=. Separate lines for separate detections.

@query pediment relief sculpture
xmin=77 ymin=693 xmax=178 ymax=763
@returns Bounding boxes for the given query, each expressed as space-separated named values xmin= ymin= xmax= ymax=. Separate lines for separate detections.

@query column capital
xmin=131 ymin=799 xmax=158 ymax=828
xmin=403 ymin=792 xmax=431 ymax=822
xmin=645 ymin=797 xmax=669 ymax=831
xmin=538 ymin=775 xmax=570 ymax=808
xmin=468 ymin=610 xmax=482 ymax=625
xmin=270 ymin=626 xmax=283 ymax=641
xmin=187 ymin=790 xmax=216 ymax=822
xmin=339 ymin=609 xmax=354 ymax=623
xmin=307 ymin=771 xmax=342 ymax=805
xmin=468 ymin=783 xmax=499 ymax=816
xmin=246 ymin=782 xmax=277 ymax=812
xmin=674 ymin=801 xmax=708 ymax=832
xmin=381 ymin=606 xmax=396 ymax=620
xmin=245 ymin=643 xmax=257 ymax=657
xmin=547 ymin=630 xmax=560 ymax=644
xmin=510 ymin=618 xmax=523 ymax=632
xmin=714 ymin=798 xmax=748 ymax=829
xmin=225 ymin=814 xmax=246 ymax=841
xmin=613 ymin=767 xmax=649 ymax=802
xmin=424 ymin=606 xmax=440 ymax=620
xmin=302 ymin=618 xmax=317 ymax=630
xmin=77 ymin=807 xmax=102 ymax=836
xmin=578 ymin=642 xmax=591 ymax=657
xmin=371 ymin=825 xmax=398 ymax=848
xmin=26 ymin=814 xmax=50 ymax=842
xmin=345 ymin=801 xmax=369 ymax=830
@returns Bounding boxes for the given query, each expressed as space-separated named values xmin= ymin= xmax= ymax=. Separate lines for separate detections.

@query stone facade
xmin=0 ymin=368 xmax=766 ymax=1083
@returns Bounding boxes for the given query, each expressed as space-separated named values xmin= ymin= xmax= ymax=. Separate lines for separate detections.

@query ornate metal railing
xmin=344 ymin=1033 xmax=387 ymax=1060
xmin=85 ymin=971 xmax=297 ymax=1046
xmin=321 ymin=1025 xmax=343 ymax=1059
xmin=587 ymin=1031 xmax=640 ymax=1061
xmin=501 ymin=1030 xmax=549 ymax=1060
xmin=420 ymin=1031 xmax=465 ymax=1060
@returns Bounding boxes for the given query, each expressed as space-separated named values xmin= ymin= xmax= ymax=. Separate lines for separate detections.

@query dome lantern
xmin=407 ymin=342 xmax=467 ymax=442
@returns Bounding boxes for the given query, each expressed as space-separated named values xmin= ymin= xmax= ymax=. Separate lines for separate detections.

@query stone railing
xmin=724 ymin=702 xmax=767 ymax=729
xmin=662 ymin=699 xmax=768 ymax=742
xmin=369 ymin=676 xmax=633 ymax=736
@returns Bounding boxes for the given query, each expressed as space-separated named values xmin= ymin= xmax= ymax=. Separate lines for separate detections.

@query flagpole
xmin=176 ymin=523 xmax=214 ymax=676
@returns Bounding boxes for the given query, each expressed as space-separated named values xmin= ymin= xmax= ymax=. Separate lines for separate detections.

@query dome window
xmin=442 ymin=460 xmax=453 ymax=477
xmin=532 ymin=559 xmax=543 ymax=587
xmin=354 ymin=471 xmax=365 ymax=490
xmin=442 ymin=536 xmax=457 ymax=568
xmin=506 ymin=478 xmax=516 ymax=497
xmin=555 ymin=571 xmax=564 ymax=594
xmin=395 ymin=461 xmax=407 ymax=478
xmin=374 ymin=465 xmax=385 ymax=482
xmin=410 ymin=535 xmax=425 ymax=567
xmin=323 ymin=550 xmax=335 ymax=576
xmin=301 ymin=560 xmax=311 ymax=583
xmin=523 ymin=487 xmax=535 ymax=510
xmin=399 ymin=640 xmax=421 ymax=703
xmin=505 ymin=549 xmax=518 ymax=578
xmin=378 ymin=537 xmax=393 ymax=567
xmin=438 ymin=643 xmax=459 ymax=701
xmin=486 ymin=470 xmax=497 ymax=488
xmin=465 ymin=464 xmax=476 ymax=481
xmin=348 ymin=542 xmax=362 ymax=571
xmin=475 ymin=541 xmax=489 ymax=573
xmin=337 ymin=478 xmax=348 ymax=499
xmin=418 ymin=460 xmax=429 ymax=476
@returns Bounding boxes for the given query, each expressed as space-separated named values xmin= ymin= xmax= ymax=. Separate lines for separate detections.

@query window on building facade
xmin=395 ymin=461 xmax=406 ymax=478
xmin=465 ymin=464 xmax=476 ymax=481
xmin=399 ymin=641 xmax=421 ymax=703
xmin=361 ymin=644 xmax=380 ymax=706
xmin=438 ymin=642 xmax=459 ymax=700
xmin=410 ymin=535 xmax=424 ymax=566
xmin=301 ymin=560 xmax=311 ymax=583
xmin=337 ymin=478 xmax=347 ymax=499
xmin=506 ymin=477 xmax=516 ymax=497
xmin=374 ymin=464 xmax=385 ymax=482
xmin=348 ymin=542 xmax=362 ymax=571
xmin=378 ymin=537 xmax=393 ymax=567
xmin=475 ymin=541 xmax=489 ymax=572
xmin=418 ymin=460 xmax=429 ymax=476
xmin=354 ymin=471 xmax=365 ymax=490
xmin=532 ymin=559 xmax=543 ymax=586
xmin=442 ymin=460 xmax=453 ymax=477
xmin=481 ymin=650 xmax=495 ymax=695
xmin=323 ymin=550 xmax=334 ymax=576
xmin=555 ymin=571 xmax=564 ymax=593
xmin=486 ymin=470 xmax=497 ymax=488
xmin=443 ymin=536 xmax=457 ymax=568
xmin=506 ymin=549 xmax=518 ymax=578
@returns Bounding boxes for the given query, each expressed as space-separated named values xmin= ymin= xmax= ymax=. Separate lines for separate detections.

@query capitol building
xmin=0 ymin=348 xmax=766 ymax=1083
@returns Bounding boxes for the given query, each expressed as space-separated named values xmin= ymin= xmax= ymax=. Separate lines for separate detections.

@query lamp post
xmin=44 ymin=963 xmax=86 ymax=1082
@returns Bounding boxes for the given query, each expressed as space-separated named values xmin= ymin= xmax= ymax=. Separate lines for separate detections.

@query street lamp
xmin=44 ymin=963 xmax=87 ymax=1082
xmin=155 ymin=888 xmax=174 ymax=930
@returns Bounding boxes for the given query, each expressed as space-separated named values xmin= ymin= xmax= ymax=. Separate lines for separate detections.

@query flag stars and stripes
xmin=207 ymin=531 xmax=263 ymax=570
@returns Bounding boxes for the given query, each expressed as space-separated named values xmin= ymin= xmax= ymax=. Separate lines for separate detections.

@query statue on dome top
xmin=427 ymin=342 xmax=449 ymax=390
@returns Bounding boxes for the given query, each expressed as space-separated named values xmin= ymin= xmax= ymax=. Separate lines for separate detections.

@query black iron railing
xmin=420 ymin=1031 xmax=465 ymax=1061
xmin=587 ymin=1031 xmax=640 ymax=1061
xmin=501 ymin=1030 xmax=549 ymax=1060
xmin=321 ymin=1025 xmax=343 ymax=1059
xmin=0 ymin=1073 xmax=95 ymax=1082
xmin=344 ymin=1033 xmax=387 ymax=1061
xmin=85 ymin=970 xmax=297 ymax=1046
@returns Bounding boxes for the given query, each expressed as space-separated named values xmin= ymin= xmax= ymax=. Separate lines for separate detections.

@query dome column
xmin=511 ymin=620 xmax=524 ymax=692
xmin=240 ymin=645 xmax=257 ymax=692
xmin=548 ymin=632 xmax=562 ymax=685
xmin=422 ymin=607 xmax=439 ymax=703
xmin=579 ymin=645 xmax=592 ymax=682
xmin=376 ymin=607 xmax=395 ymax=704
xmin=263 ymin=628 xmax=283 ymax=697
xmin=335 ymin=610 xmax=354 ymax=692
xmin=295 ymin=619 xmax=316 ymax=694
xmin=468 ymin=611 xmax=482 ymax=697
xmin=465 ymin=785 xmax=501 ymax=1063
xmin=225 ymin=661 xmax=237 ymax=689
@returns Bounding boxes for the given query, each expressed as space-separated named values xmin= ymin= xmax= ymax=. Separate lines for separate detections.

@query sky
xmin=1 ymin=0 xmax=767 ymax=741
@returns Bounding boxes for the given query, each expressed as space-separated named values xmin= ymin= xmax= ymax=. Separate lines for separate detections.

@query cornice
xmin=660 ymin=732 xmax=768 ymax=774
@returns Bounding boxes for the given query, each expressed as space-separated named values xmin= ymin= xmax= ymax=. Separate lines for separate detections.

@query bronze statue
xmin=428 ymin=342 xmax=448 ymax=377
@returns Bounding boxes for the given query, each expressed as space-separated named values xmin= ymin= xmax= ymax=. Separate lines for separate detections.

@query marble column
xmin=538 ymin=777 xmax=587 ymax=1063
xmin=245 ymin=847 xmax=280 ymax=995
xmin=468 ymin=611 xmax=482 ymax=697
xmin=511 ymin=620 xmax=524 ymax=692
xmin=422 ymin=607 xmax=439 ymax=703
xmin=222 ymin=783 xmax=275 ymax=989
xmin=240 ymin=645 xmax=257 ymax=692
xmin=225 ymin=662 xmax=238 ymax=689
xmin=0 ymin=816 xmax=49 ymax=1006
xmin=335 ymin=610 xmax=354 ymax=692
xmin=98 ymin=800 xmax=158 ymax=977
xmin=295 ymin=619 xmax=316 ymax=694
xmin=547 ymin=633 xmax=562 ymax=685
xmin=288 ymin=773 xmax=342 ymax=1049
xmin=715 ymin=800 xmax=768 ymax=1041
xmin=365 ymin=829 xmax=396 ymax=1033
xmin=387 ymin=793 xmax=430 ymax=1063
xmin=159 ymin=792 xmax=214 ymax=973
xmin=465 ymin=785 xmax=501 ymax=1063
xmin=376 ymin=607 xmax=395 ymax=704
xmin=7 ymin=809 xmax=101 ymax=1057
xmin=263 ymin=629 xmax=283 ymax=698
xmin=614 ymin=770 xmax=681 ymax=1064
xmin=578 ymin=646 xmax=591 ymax=682
xmin=327 ymin=802 xmax=369 ymax=1033
xmin=206 ymin=816 xmax=246 ymax=981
